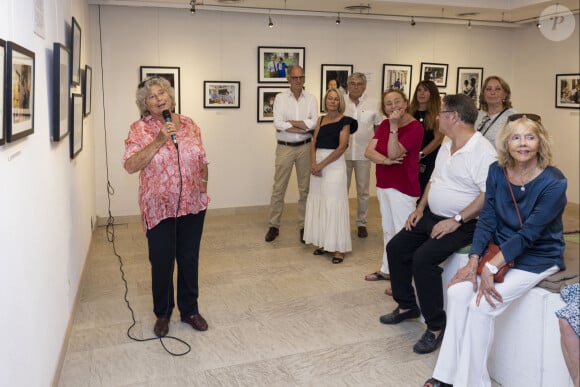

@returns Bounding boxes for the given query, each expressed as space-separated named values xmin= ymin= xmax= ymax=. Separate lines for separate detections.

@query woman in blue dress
xmin=304 ymin=88 xmax=357 ymax=263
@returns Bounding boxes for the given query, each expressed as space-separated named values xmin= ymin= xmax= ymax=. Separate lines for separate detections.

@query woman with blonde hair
xmin=424 ymin=113 xmax=567 ymax=387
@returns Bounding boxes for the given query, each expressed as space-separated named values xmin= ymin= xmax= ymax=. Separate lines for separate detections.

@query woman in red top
xmin=364 ymin=88 xmax=424 ymax=284
xmin=123 ymin=77 xmax=209 ymax=338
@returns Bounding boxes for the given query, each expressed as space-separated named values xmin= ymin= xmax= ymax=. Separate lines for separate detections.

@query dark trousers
xmin=146 ymin=211 xmax=206 ymax=319
xmin=386 ymin=207 xmax=476 ymax=331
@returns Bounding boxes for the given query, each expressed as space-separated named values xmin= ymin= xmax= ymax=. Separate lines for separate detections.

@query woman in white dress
xmin=304 ymin=88 xmax=358 ymax=263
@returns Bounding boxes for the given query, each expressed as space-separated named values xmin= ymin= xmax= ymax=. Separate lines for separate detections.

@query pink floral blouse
xmin=123 ymin=114 xmax=210 ymax=231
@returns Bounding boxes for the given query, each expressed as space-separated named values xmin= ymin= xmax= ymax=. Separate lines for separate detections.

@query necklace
xmin=515 ymin=166 xmax=537 ymax=192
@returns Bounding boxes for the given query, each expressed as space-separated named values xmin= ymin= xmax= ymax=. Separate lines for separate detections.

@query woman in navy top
xmin=304 ymin=88 xmax=357 ymax=263
xmin=425 ymin=114 xmax=567 ymax=387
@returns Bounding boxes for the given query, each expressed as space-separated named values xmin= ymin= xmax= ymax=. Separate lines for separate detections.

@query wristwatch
xmin=485 ymin=262 xmax=499 ymax=274
xmin=454 ymin=214 xmax=464 ymax=224
xmin=419 ymin=151 xmax=425 ymax=159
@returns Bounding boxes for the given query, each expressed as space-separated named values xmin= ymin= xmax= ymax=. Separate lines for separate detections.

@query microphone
xmin=162 ymin=109 xmax=177 ymax=146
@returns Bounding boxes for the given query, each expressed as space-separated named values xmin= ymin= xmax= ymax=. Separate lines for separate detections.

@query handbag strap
xmin=503 ymin=168 xmax=523 ymax=226
xmin=479 ymin=108 xmax=508 ymax=136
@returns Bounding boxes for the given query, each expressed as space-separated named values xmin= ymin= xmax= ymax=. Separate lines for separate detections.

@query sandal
xmin=423 ymin=377 xmax=452 ymax=387
xmin=364 ymin=271 xmax=390 ymax=281
xmin=313 ymin=248 xmax=327 ymax=255
xmin=332 ymin=253 xmax=344 ymax=264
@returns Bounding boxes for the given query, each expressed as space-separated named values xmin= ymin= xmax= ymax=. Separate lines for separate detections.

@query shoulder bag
xmin=477 ymin=168 xmax=522 ymax=283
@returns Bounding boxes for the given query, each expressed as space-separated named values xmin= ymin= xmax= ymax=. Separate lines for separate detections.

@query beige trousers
xmin=346 ymin=159 xmax=371 ymax=227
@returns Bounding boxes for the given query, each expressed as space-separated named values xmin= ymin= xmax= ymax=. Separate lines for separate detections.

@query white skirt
xmin=304 ymin=149 xmax=352 ymax=253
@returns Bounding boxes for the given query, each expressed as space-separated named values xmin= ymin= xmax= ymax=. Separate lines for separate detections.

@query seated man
xmin=380 ymin=94 xmax=496 ymax=354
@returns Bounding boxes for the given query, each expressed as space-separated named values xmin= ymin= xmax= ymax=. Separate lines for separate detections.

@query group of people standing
xmin=262 ymin=68 xmax=573 ymax=387
xmin=121 ymin=69 xmax=575 ymax=387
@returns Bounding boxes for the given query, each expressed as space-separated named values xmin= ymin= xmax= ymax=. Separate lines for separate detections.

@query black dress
xmin=414 ymin=110 xmax=440 ymax=197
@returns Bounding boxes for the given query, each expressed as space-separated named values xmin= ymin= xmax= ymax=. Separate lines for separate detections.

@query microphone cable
xmin=97 ymin=5 xmax=190 ymax=356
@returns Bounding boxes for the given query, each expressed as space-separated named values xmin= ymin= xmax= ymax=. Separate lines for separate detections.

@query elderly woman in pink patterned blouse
xmin=123 ymin=76 xmax=209 ymax=338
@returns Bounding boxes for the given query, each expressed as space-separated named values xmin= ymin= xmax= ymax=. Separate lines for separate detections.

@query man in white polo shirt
xmin=380 ymin=94 xmax=497 ymax=355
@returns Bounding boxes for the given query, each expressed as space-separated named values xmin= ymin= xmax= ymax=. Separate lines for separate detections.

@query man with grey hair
xmin=344 ymin=72 xmax=382 ymax=238
xmin=381 ymin=94 xmax=496 ymax=355
xmin=265 ymin=65 xmax=318 ymax=243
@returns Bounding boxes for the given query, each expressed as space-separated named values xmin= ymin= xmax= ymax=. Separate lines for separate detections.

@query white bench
xmin=440 ymin=251 xmax=574 ymax=387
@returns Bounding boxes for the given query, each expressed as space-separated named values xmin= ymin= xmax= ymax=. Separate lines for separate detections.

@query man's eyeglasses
xmin=288 ymin=76 xmax=305 ymax=81
xmin=507 ymin=113 xmax=541 ymax=123
xmin=438 ymin=110 xmax=455 ymax=115
xmin=348 ymin=82 xmax=364 ymax=88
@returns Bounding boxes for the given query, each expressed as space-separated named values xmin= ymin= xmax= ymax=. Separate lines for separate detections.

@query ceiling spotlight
xmin=536 ymin=20 xmax=542 ymax=28
xmin=336 ymin=13 xmax=341 ymax=25
xmin=410 ymin=16 xmax=416 ymax=26
xmin=268 ymin=16 xmax=274 ymax=28
xmin=189 ymin=0 xmax=196 ymax=14
xmin=467 ymin=20 xmax=472 ymax=29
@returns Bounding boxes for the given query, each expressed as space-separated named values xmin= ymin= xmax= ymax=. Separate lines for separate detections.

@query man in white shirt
xmin=344 ymin=72 xmax=382 ymax=238
xmin=380 ymin=94 xmax=497 ymax=355
xmin=265 ymin=65 xmax=318 ymax=243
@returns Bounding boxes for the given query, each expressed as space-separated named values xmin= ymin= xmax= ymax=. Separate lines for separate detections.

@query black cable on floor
xmin=97 ymin=5 xmax=190 ymax=356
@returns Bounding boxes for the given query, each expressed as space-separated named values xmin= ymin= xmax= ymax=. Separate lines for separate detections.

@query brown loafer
xmin=153 ymin=317 xmax=170 ymax=337
xmin=181 ymin=314 xmax=208 ymax=331
xmin=265 ymin=227 xmax=279 ymax=242
xmin=357 ymin=226 xmax=368 ymax=238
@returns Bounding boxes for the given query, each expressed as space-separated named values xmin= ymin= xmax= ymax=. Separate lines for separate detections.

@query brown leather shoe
xmin=265 ymin=227 xmax=279 ymax=242
xmin=181 ymin=314 xmax=208 ymax=331
xmin=153 ymin=317 xmax=170 ymax=337
xmin=357 ymin=226 xmax=368 ymax=238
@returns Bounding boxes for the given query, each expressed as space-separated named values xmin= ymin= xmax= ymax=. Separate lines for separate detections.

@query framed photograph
xmin=258 ymin=46 xmax=305 ymax=83
xmin=71 ymin=17 xmax=81 ymax=86
xmin=257 ymin=86 xmax=287 ymax=122
xmin=0 ymin=39 xmax=5 ymax=145
xmin=420 ymin=62 xmax=448 ymax=87
xmin=555 ymin=73 xmax=580 ymax=109
xmin=203 ymin=81 xmax=240 ymax=108
xmin=140 ymin=66 xmax=181 ymax=113
xmin=70 ymin=93 xmax=83 ymax=158
xmin=456 ymin=67 xmax=483 ymax=104
xmin=83 ymin=65 xmax=92 ymax=116
xmin=5 ymin=41 xmax=35 ymax=143
xmin=320 ymin=64 xmax=352 ymax=111
xmin=382 ymin=64 xmax=412 ymax=94
xmin=52 ymin=42 xmax=70 ymax=141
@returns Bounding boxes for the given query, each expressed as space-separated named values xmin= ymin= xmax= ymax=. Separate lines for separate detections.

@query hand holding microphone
xmin=162 ymin=109 xmax=178 ymax=147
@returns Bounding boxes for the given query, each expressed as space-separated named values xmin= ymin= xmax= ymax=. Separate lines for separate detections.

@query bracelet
xmin=390 ymin=129 xmax=397 ymax=134
xmin=381 ymin=157 xmax=387 ymax=164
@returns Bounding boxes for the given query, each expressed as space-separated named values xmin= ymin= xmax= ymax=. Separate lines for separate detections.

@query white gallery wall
xmin=91 ymin=5 xmax=579 ymax=222
xmin=0 ymin=0 xmax=94 ymax=385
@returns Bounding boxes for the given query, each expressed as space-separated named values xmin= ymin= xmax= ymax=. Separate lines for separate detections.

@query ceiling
xmin=91 ymin=0 xmax=580 ymax=25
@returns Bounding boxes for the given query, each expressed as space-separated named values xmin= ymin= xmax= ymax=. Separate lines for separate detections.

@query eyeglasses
xmin=438 ymin=110 xmax=455 ymax=115
xmin=288 ymin=76 xmax=305 ymax=81
xmin=507 ymin=113 xmax=541 ymax=123
xmin=348 ymin=82 xmax=364 ymax=88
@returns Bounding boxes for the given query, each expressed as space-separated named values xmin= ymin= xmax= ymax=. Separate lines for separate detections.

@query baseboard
xmin=51 ymin=236 xmax=94 ymax=387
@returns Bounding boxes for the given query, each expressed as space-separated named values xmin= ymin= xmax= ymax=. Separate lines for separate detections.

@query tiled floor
xmin=58 ymin=200 xmax=579 ymax=386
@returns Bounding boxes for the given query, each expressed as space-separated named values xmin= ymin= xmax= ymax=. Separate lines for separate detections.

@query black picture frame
xmin=555 ymin=73 xmax=580 ymax=109
xmin=52 ymin=42 xmax=70 ymax=141
xmin=382 ymin=64 xmax=413 ymax=95
xmin=320 ymin=64 xmax=352 ymax=111
xmin=71 ymin=17 xmax=81 ymax=86
xmin=420 ymin=62 xmax=448 ymax=87
xmin=83 ymin=64 xmax=92 ymax=116
xmin=70 ymin=93 xmax=83 ymax=158
xmin=5 ymin=41 xmax=35 ymax=143
xmin=140 ymin=66 xmax=181 ymax=113
xmin=456 ymin=67 xmax=483 ymax=104
xmin=258 ymin=46 xmax=305 ymax=83
xmin=203 ymin=81 xmax=240 ymax=108
xmin=257 ymin=86 xmax=287 ymax=122
xmin=0 ymin=39 xmax=5 ymax=146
